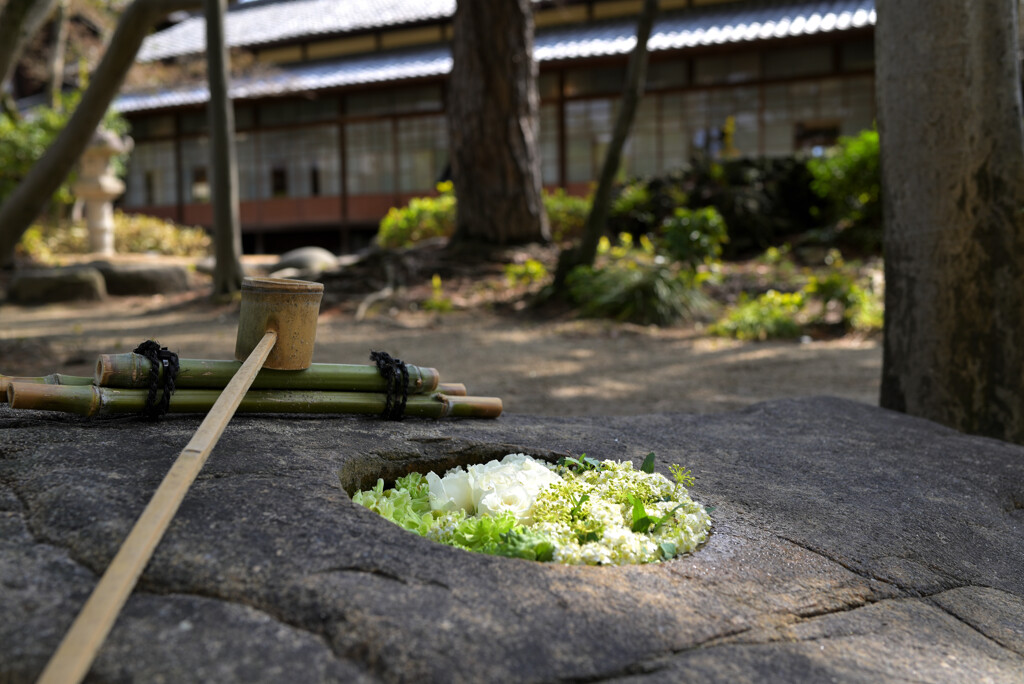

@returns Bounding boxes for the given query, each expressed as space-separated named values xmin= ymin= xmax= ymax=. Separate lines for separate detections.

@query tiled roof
xmin=117 ymin=0 xmax=875 ymax=113
xmin=540 ymin=0 xmax=876 ymax=59
xmin=117 ymin=46 xmax=453 ymax=111
xmin=139 ymin=0 xmax=455 ymax=62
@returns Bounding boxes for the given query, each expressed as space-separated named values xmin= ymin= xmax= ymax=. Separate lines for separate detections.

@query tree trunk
xmin=0 ymin=0 xmax=202 ymax=266
xmin=553 ymin=0 xmax=657 ymax=291
xmin=47 ymin=0 xmax=70 ymax=108
xmin=205 ymin=0 xmax=244 ymax=295
xmin=877 ymin=0 xmax=1024 ymax=443
xmin=447 ymin=0 xmax=549 ymax=246
xmin=0 ymin=0 xmax=59 ymax=93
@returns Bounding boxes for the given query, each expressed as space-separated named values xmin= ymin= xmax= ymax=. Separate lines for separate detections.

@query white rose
xmin=477 ymin=485 xmax=534 ymax=524
xmin=514 ymin=465 xmax=560 ymax=497
xmin=426 ymin=468 xmax=475 ymax=514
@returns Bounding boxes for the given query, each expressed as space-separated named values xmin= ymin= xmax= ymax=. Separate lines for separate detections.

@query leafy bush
xmin=376 ymin=182 xmax=456 ymax=248
xmin=421 ymin=273 xmax=454 ymax=312
xmin=543 ymin=188 xmax=591 ymax=242
xmin=803 ymin=251 xmax=883 ymax=331
xmin=712 ymin=247 xmax=883 ymax=340
xmin=683 ymin=157 xmax=824 ymax=257
xmin=376 ymin=184 xmax=592 ymax=247
xmin=16 ymin=211 xmax=210 ymax=263
xmin=806 ymin=129 xmax=881 ymax=252
xmin=505 ymin=258 xmax=548 ymax=286
xmin=608 ymin=176 xmax=688 ymax=238
xmin=0 ymin=91 xmax=127 ymax=214
xmin=566 ymin=234 xmax=713 ymax=326
xmin=709 ymin=290 xmax=805 ymax=340
xmin=658 ymin=206 xmax=728 ymax=268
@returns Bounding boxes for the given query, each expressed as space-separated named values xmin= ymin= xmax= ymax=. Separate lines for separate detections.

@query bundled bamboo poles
xmin=95 ymin=353 xmax=442 ymax=394
xmin=3 ymin=351 xmax=500 ymax=418
xmin=0 ymin=373 xmax=92 ymax=401
xmin=7 ymin=384 xmax=501 ymax=419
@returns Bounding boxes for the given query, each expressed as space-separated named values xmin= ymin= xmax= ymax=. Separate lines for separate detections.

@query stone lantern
xmin=72 ymin=128 xmax=133 ymax=255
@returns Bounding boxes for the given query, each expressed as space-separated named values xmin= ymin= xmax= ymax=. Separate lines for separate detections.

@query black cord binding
xmin=370 ymin=350 xmax=408 ymax=420
xmin=133 ymin=340 xmax=179 ymax=419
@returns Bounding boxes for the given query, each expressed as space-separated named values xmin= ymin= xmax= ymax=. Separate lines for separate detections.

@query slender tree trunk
xmin=447 ymin=0 xmax=549 ymax=246
xmin=877 ymin=0 xmax=1024 ymax=443
xmin=0 ymin=0 xmax=59 ymax=93
xmin=0 ymin=0 xmax=202 ymax=266
xmin=552 ymin=0 xmax=657 ymax=291
xmin=47 ymin=0 xmax=70 ymax=107
xmin=205 ymin=0 xmax=244 ymax=294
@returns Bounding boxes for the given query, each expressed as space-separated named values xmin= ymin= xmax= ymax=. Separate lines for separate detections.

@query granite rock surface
xmin=1 ymin=397 xmax=1022 ymax=683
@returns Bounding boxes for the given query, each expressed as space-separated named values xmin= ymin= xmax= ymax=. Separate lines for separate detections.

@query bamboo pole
xmin=437 ymin=382 xmax=467 ymax=396
xmin=8 ymin=383 xmax=503 ymax=419
xmin=95 ymin=353 xmax=441 ymax=394
xmin=2 ymin=374 xmax=469 ymax=402
xmin=0 ymin=373 xmax=92 ymax=402
xmin=36 ymin=331 xmax=280 ymax=684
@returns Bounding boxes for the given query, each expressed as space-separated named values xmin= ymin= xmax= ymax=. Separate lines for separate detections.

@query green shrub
xmin=566 ymin=234 xmax=713 ymax=326
xmin=505 ymin=258 xmax=548 ymax=286
xmin=421 ymin=273 xmax=454 ymax=312
xmin=803 ymin=251 xmax=882 ymax=332
xmin=16 ymin=211 xmax=210 ymax=263
xmin=683 ymin=157 xmax=824 ymax=257
xmin=710 ymin=290 xmax=805 ymax=340
xmin=0 ymin=90 xmax=127 ymax=213
xmin=376 ymin=182 xmax=456 ymax=248
xmin=543 ymin=188 xmax=591 ymax=242
xmin=658 ymin=206 xmax=728 ymax=268
xmin=608 ymin=176 xmax=688 ymax=238
xmin=377 ymin=185 xmax=592 ymax=247
xmin=806 ymin=129 xmax=881 ymax=252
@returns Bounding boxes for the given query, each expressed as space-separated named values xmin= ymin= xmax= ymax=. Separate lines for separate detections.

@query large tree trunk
xmin=447 ymin=0 xmax=549 ymax=246
xmin=553 ymin=0 xmax=657 ymax=291
xmin=205 ymin=0 xmax=244 ymax=295
xmin=877 ymin=0 xmax=1024 ymax=443
xmin=0 ymin=0 xmax=202 ymax=266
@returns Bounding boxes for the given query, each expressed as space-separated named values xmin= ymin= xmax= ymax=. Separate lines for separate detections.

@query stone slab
xmin=0 ymin=397 xmax=1021 ymax=683
xmin=87 ymin=261 xmax=191 ymax=296
xmin=6 ymin=267 xmax=107 ymax=304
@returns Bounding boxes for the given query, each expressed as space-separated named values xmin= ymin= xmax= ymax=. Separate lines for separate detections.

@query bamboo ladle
xmin=38 ymin=277 xmax=324 ymax=684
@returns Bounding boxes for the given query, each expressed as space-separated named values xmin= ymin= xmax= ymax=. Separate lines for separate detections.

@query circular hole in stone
xmin=339 ymin=442 xmax=712 ymax=567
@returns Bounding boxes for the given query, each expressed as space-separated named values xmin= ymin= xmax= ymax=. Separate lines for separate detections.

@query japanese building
xmin=116 ymin=0 xmax=877 ymax=253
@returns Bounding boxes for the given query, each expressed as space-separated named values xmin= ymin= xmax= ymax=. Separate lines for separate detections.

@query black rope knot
xmin=370 ymin=350 xmax=408 ymax=420
xmin=133 ymin=340 xmax=179 ymax=419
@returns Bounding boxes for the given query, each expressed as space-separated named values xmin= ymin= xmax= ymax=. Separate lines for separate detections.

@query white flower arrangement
xmin=351 ymin=453 xmax=712 ymax=565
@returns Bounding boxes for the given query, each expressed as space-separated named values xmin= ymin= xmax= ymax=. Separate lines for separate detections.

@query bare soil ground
xmin=0 ymin=257 xmax=881 ymax=416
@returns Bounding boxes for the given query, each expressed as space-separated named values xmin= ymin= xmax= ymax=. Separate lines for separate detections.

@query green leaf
xmin=659 ymin=542 xmax=677 ymax=559
xmin=581 ymin=456 xmax=603 ymax=470
xmin=628 ymin=494 xmax=655 ymax=533
xmin=568 ymin=492 xmax=590 ymax=521
xmin=641 ymin=452 xmax=656 ymax=474
xmin=496 ymin=529 xmax=556 ymax=562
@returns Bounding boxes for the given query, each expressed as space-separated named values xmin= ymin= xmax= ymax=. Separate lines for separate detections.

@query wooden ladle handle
xmin=38 ymin=330 xmax=279 ymax=684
